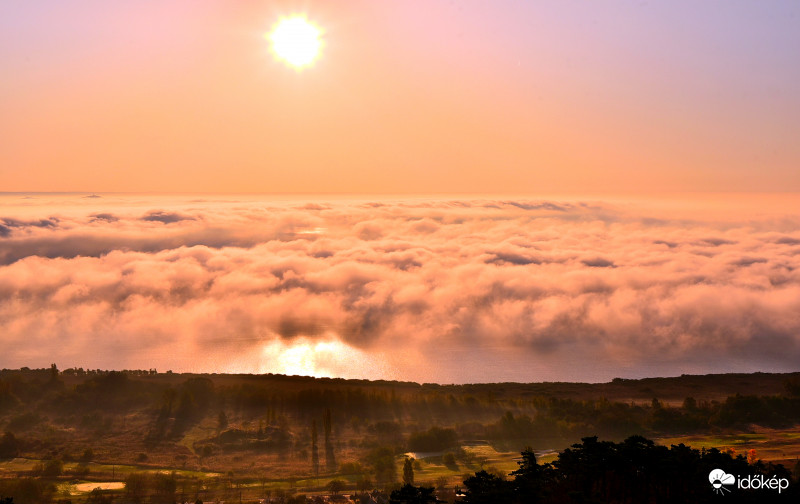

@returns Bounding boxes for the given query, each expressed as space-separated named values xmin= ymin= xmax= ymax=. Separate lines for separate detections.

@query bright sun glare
xmin=268 ymin=16 xmax=323 ymax=69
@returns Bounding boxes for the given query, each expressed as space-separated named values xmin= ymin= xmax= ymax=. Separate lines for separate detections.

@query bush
xmin=0 ymin=478 xmax=55 ymax=504
xmin=0 ymin=432 xmax=19 ymax=459
xmin=339 ymin=461 xmax=363 ymax=474
xmin=72 ymin=463 xmax=91 ymax=478
xmin=85 ymin=488 xmax=113 ymax=504
xmin=42 ymin=459 xmax=63 ymax=477
xmin=327 ymin=479 xmax=347 ymax=494
xmin=407 ymin=427 xmax=457 ymax=452
xmin=364 ymin=447 xmax=397 ymax=484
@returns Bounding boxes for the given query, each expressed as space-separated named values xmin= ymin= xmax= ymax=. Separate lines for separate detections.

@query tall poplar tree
xmin=311 ymin=420 xmax=319 ymax=476
xmin=324 ymin=408 xmax=336 ymax=470
xmin=403 ymin=457 xmax=415 ymax=485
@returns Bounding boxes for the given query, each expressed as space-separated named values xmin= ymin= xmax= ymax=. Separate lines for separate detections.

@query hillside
xmin=1 ymin=367 xmax=799 ymax=502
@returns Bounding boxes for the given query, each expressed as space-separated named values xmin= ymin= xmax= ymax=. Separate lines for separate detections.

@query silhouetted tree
xmin=48 ymin=363 xmax=60 ymax=385
xmin=403 ymin=457 xmax=415 ymax=485
xmin=509 ymin=446 xmax=547 ymax=502
xmin=311 ymin=420 xmax=319 ymax=476
xmin=327 ymin=479 xmax=346 ymax=495
xmin=151 ymin=472 xmax=177 ymax=504
xmin=42 ymin=459 xmax=63 ymax=477
xmin=125 ymin=473 xmax=149 ymax=504
xmin=389 ymin=484 xmax=438 ymax=504
xmin=324 ymin=408 xmax=336 ymax=470
xmin=462 ymin=470 xmax=513 ymax=504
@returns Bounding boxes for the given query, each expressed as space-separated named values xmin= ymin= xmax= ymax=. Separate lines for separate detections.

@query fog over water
xmin=1 ymin=193 xmax=799 ymax=383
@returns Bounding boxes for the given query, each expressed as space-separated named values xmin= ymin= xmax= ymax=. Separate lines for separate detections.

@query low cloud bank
xmin=1 ymin=195 xmax=799 ymax=383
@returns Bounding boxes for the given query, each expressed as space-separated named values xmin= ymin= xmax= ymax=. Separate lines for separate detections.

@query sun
xmin=268 ymin=16 xmax=323 ymax=69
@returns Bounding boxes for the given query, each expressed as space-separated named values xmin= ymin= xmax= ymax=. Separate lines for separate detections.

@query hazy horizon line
xmin=7 ymin=363 xmax=800 ymax=387
xmin=3 ymin=190 xmax=800 ymax=198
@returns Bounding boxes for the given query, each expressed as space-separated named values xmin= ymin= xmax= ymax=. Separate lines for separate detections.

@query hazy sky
xmin=2 ymin=3 xmax=800 ymax=383
xmin=2 ymin=1 xmax=799 ymax=193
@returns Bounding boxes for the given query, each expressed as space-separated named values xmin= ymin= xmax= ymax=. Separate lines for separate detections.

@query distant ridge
xmin=3 ymin=366 xmax=798 ymax=403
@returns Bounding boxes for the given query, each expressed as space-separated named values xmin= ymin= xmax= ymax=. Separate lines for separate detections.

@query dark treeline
xmin=454 ymin=435 xmax=800 ymax=503
xmin=2 ymin=368 xmax=800 ymax=458
xmin=392 ymin=437 xmax=800 ymax=504
xmin=3 ymin=367 xmax=799 ymax=437
xmin=482 ymin=390 xmax=800 ymax=444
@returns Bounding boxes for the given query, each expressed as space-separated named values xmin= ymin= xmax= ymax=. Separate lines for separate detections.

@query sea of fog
xmin=1 ymin=192 xmax=799 ymax=383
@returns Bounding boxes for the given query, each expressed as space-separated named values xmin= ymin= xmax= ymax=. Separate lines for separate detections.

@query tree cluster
xmin=461 ymin=436 xmax=800 ymax=503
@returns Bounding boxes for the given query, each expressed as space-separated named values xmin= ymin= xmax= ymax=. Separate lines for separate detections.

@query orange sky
xmin=2 ymin=1 xmax=799 ymax=193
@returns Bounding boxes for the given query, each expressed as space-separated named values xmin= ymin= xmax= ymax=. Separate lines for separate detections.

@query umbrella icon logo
xmin=709 ymin=469 xmax=736 ymax=495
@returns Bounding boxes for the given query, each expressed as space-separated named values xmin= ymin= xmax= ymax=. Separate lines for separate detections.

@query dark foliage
xmin=407 ymin=426 xmax=457 ymax=452
xmin=461 ymin=435 xmax=800 ymax=503
xmin=85 ymin=488 xmax=113 ymax=504
xmin=462 ymin=470 xmax=515 ymax=503
xmin=0 ymin=432 xmax=20 ymax=459
xmin=389 ymin=484 xmax=438 ymax=504
xmin=364 ymin=446 xmax=398 ymax=484
xmin=0 ymin=479 xmax=54 ymax=504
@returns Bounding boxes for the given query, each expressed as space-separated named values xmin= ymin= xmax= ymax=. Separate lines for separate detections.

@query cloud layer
xmin=1 ymin=194 xmax=799 ymax=383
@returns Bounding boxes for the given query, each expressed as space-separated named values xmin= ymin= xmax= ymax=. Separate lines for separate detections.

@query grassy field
xmin=0 ymin=457 xmax=221 ymax=479
xmin=656 ymin=425 xmax=800 ymax=466
xmin=14 ymin=429 xmax=796 ymax=500
xmin=3 ymin=431 xmax=799 ymax=500
xmin=0 ymin=443 xmax=535 ymax=498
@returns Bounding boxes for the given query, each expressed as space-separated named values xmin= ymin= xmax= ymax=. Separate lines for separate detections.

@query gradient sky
xmin=2 ymin=1 xmax=799 ymax=193
xmin=2 ymin=3 xmax=800 ymax=384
